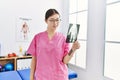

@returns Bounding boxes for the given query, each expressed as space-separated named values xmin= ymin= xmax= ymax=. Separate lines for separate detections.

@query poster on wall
xmin=16 ymin=17 xmax=32 ymax=42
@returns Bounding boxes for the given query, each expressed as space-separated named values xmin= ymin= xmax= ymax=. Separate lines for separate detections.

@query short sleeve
xmin=27 ymin=36 xmax=36 ymax=56
xmin=63 ymin=38 xmax=70 ymax=57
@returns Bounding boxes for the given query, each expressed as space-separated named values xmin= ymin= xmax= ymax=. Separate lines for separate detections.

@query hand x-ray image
xmin=66 ymin=23 xmax=80 ymax=43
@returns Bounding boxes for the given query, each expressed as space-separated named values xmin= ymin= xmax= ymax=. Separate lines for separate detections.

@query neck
xmin=46 ymin=29 xmax=56 ymax=40
xmin=47 ymin=28 xmax=56 ymax=35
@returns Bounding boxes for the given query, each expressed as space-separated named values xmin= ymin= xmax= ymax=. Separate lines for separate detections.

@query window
xmin=104 ymin=1 xmax=120 ymax=80
xmin=69 ymin=0 xmax=88 ymax=69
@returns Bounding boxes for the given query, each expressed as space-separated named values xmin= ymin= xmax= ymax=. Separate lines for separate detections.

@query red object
xmin=12 ymin=53 xmax=17 ymax=57
xmin=8 ymin=53 xmax=13 ymax=57
xmin=8 ymin=53 xmax=17 ymax=57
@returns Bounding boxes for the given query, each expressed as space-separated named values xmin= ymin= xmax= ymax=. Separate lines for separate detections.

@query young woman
xmin=27 ymin=9 xmax=80 ymax=80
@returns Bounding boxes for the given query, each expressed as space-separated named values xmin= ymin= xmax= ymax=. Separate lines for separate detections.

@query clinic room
xmin=0 ymin=0 xmax=120 ymax=80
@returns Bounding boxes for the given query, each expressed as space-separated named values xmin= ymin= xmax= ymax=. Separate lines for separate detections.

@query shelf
xmin=0 ymin=56 xmax=32 ymax=72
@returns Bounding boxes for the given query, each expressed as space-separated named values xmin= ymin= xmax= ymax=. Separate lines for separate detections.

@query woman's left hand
xmin=72 ymin=41 xmax=80 ymax=51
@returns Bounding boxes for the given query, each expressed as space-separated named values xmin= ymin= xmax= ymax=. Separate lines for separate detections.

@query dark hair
xmin=45 ymin=9 xmax=60 ymax=20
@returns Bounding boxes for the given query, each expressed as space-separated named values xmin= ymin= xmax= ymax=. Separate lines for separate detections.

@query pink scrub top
xmin=27 ymin=31 xmax=70 ymax=80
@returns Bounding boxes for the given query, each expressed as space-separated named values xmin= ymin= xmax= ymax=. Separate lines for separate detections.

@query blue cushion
xmin=17 ymin=69 xmax=30 ymax=80
xmin=68 ymin=69 xmax=77 ymax=79
xmin=0 ymin=71 xmax=22 ymax=80
xmin=17 ymin=68 xmax=77 ymax=80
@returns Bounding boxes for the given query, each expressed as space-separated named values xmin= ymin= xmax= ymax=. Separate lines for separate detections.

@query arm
xmin=63 ymin=41 xmax=80 ymax=64
xmin=30 ymin=56 xmax=36 ymax=80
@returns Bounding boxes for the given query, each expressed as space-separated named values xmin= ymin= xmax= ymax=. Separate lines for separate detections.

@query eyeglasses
xmin=48 ymin=19 xmax=61 ymax=23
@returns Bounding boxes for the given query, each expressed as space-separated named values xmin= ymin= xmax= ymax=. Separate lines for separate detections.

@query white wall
xmin=0 ymin=0 xmax=65 ymax=56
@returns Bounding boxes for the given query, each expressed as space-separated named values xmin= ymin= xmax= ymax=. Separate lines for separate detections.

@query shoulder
xmin=34 ymin=31 xmax=46 ymax=39
xmin=57 ymin=32 xmax=65 ymax=37
xmin=56 ymin=32 xmax=66 ymax=40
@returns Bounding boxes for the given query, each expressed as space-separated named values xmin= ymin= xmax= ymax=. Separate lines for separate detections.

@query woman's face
xmin=46 ymin=14 xmax=60 ymax=31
